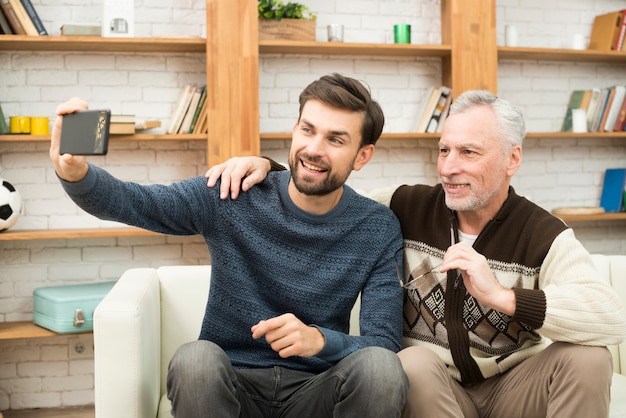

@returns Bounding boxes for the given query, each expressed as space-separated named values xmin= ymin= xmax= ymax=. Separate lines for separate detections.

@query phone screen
xmin=60 ymin=109 xmax=111 ymax=155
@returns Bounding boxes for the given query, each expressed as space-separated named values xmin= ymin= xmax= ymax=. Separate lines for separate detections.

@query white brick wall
xmin=0 ymin=0 xmax=625 ymax=411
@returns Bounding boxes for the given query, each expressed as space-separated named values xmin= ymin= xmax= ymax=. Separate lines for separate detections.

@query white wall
xmin=0 ymin=0 xmax=625 ymax=410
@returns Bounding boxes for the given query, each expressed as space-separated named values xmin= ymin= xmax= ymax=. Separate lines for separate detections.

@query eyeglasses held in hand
xmin=395 ymin=217 xmax=460 ymax=290
xmin=394 ymin=248 xmax=442 ymax=290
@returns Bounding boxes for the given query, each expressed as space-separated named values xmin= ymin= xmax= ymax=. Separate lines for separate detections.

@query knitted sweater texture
xmin=386 ymin=184 xmax=625 ymax=383
xmin=61 ymin=166 xmax=404 ymax=373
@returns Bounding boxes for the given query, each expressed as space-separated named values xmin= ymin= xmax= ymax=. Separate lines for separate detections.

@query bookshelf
xmin=0 ymin=321 xmax=58 ymax=339
xmin=0 ymin=34 xmax=206 ymax=52
xmin=498 ymin=46 xmax=626 ymax=63
xmin=0 ymin=133 xmax=207 ymax=142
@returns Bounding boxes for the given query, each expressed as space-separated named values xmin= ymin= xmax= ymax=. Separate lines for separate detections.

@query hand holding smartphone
xmin=60 ymin=109 xmax=111 ymax=155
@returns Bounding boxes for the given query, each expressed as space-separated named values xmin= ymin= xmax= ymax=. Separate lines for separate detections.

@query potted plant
xmin=258 ymin=0 xmax=316 ymax=41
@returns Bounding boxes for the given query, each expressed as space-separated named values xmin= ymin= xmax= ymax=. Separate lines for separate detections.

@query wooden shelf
xmin=5 ymin=132 xmax=623 ymax=144
xmin=0 ymin=321 xmax=67 ymax=340
xmin=525 ymin=132 xmax=626 ymax=139
xmin=0 ymin=227 xmax=161 ymax=241
xmin=0 ymin=134 xmax=207 ymax=143
xmin=260 ymin=132 xmax=441 ymax=141
xmin=555 ymin=213 xmax=626 ymax=223
xmin=499 ymin=46 xmax=626 ymax=63
xmin=259 ymin=40 xmax=451 ymax=57
xmin=260 ymin=132 xmax=626 ymax=141
xmin=0 ymin=35 xmax=206 ymax=53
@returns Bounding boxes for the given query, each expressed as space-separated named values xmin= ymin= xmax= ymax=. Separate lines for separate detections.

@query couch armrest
xmin=94 ymin=268 xmax=162 ymax=418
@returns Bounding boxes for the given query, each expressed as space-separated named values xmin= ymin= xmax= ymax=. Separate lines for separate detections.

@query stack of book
xmin=110 ymin=114 xmax=135 ymax=135
xmin=561 ymin=86 xmax=626 ymax=133
xmin=0 ymin=0 xmax=47 ymax=35
xmin=416 ymin=86 xmax=452 ymax=134
xmin=588 ymin=9 xmax=626 ymax=52
xmin=167 ymin=84 xmax=208 ymax=135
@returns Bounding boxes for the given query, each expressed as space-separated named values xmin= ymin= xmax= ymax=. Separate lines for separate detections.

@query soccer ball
xmin=0 ymin=179 xmax=21 ymax=232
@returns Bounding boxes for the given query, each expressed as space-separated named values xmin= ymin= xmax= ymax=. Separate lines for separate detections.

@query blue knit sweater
xmin=61 ymin=165 xmax=403 ymax=373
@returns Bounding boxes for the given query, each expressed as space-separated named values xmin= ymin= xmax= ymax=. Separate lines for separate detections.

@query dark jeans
xmin=167 ymin=340 xmax=408 ymax=418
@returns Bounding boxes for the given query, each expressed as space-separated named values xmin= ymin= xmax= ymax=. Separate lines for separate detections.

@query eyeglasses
xmin=395 ymin=216 xmax=461 ymax=290
xmin=394 ymin=248 xmax=442 ymax=290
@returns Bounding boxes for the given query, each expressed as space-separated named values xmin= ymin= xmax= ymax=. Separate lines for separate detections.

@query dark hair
xmin=298 ymin=73 xmax=385 ymax=146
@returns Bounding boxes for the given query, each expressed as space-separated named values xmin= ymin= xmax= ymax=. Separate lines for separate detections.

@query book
xmin=19 ymin=0 xmax=47 ymax=35
xmin=560 ymin=90 xmax=586 ymax=132
xmin=110 ymin=114 xmax=135 ymax=124
xmin=0 ymin=102 xmax=8 ymax=134
xmin=60 ymin=24 xmax=101 ymax=36
xmin=613 ymin=93 xmax=626 ymax=132
xmin=588 ymin=10 xmax=624 ymax=51
xmin=590 ymin=88 xmax=610 ymax=132
xmin=7 ymin=0 xmax=38 ymax=35
xmin=192 ymin=96 xmax=209 ymax=134
xmin=109 ymin=123 xmax=135 ymax=135
xmin=585 ymin=88 xmax=601 ymax=132
xmin=167 ymin=84 xmax=194 ymax=134
xmin=598 ymin=87 xmax=616 ymax=132
xmin=0 ymin=6 xmax=14 ymax=34
xmin=416 ymin=87 xmax=441 ymax=133
xmin=0 ymin=0 xmax=25 ymax=34
xmin=603 ymin=85 xmax=626 ymax=132
xmin=178 ymin=84 xmax=203 ymax=134
xmin=599 ymin=168 xmax=626 ymax=213
xmin=135 ymin=119 xmax=161 ymax=130
xmin=578 ymin=89 xmax=592 ymax=112
xmin=426 ymin=86 xmax=452 ymax=134
xmin=188 ymin=85 xmax=207 ymax=133
xmin=436 ymin=92 xmax=453 ymax=133
xmin=614 ymin=10 xmax=626 ymax=50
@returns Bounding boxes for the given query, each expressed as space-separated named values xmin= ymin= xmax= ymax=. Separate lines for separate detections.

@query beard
xmin=442 ymin=178 xmax=502 ymax=212
xmin=288 ymin=152 xmax=352 ymax=196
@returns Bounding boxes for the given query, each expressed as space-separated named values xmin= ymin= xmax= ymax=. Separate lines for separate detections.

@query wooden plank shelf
xmin=0 ymin=227 xmax=161 ymax=241
xmin=0 ymin=134 xmax=207 ymax=143
xmin=259 ymin=40 xmax=451 ymax=57
xmin=555 ymin=213 xmax=626 ymax=223
xmin=260 ymin=132 xmax=441 ymax=141
xmin=0 ymin=35 xmax=206 ymax=53
xmin=0 ymin=321 xmax=87 ymax=340
xmin=499 ymin=46 xmax=626 ymax=63
xmin=261 ymin=132 xmax=626 ymax=141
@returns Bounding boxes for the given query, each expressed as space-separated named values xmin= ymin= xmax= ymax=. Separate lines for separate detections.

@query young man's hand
xmin=205 ymin=156 xmax=272 ymax=200
xmin=49 ymin=97 xmax=90 ymax=182
xmin=251 ymin=313 xmax=325 ymax=358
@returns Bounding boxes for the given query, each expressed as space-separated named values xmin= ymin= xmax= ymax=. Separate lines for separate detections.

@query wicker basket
xmin=258 ymin=18 xmax=315 ymax=41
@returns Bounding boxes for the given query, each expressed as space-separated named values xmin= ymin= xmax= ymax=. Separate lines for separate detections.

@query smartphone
xmin=60 ymin=109 xmax=111 ymax=155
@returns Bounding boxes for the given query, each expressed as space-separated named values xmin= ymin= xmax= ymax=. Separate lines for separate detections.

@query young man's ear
xmin=353 ymin=144 xmax=375 ymax=171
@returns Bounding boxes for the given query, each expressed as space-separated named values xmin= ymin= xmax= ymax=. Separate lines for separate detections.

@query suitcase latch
xmin=73 ymin=308 xmax=85 ymax=328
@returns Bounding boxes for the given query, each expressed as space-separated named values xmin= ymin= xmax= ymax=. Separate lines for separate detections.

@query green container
xmin=394 ymin=24 xmax=411 ymax=44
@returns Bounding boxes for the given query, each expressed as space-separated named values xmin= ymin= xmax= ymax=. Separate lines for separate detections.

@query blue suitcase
xmin=33 ymin=281 xmax=116 ymax=334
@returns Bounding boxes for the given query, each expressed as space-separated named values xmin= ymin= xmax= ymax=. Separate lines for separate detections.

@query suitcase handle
xmin=74 ymin=308 xmax=85 ymax=327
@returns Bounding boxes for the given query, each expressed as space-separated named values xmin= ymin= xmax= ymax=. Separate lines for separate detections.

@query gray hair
xmin=449 ymin=90 xmax=526 ymax=148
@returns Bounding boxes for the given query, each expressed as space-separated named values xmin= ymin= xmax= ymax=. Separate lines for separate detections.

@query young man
xmin=206 ymin=90 xmax=625 ymax=418
xmin=50 ymin=73 xmax=408 ymax=417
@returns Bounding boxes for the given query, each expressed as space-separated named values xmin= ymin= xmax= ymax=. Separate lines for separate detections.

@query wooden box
xmin=259 ymin=18 xmax=315 ymax=41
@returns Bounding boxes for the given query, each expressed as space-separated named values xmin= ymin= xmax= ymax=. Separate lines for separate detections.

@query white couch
xmin=93 ymin=255 xmax=626 ymax=418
